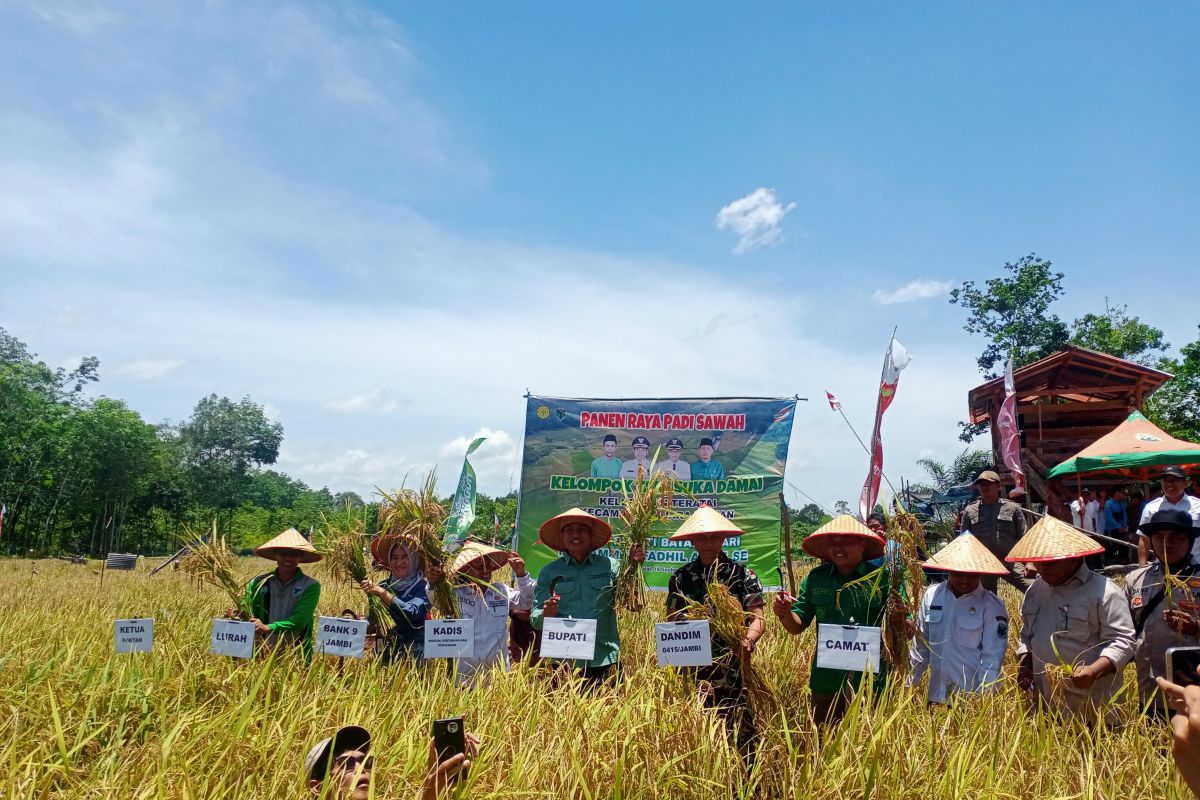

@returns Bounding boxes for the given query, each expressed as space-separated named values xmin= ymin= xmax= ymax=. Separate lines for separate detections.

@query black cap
xmin=665 ymin=437 xmax=683 ymax=449
xmin=1139 ymin=509 xmax=1200 ymax=541
xmin=699 ymin=437 xmax=714 ymax=447
xmin=304 ymin=726 xmax=371 ymax=781
xmin=602 ymin=434 xmax=617 ymax=444
xmin=1161 ymin=466 xmax=1188 ymax=480
xmin=632 ymin=436 xmax=650 ymax=447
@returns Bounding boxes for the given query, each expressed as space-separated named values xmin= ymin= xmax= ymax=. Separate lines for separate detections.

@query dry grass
xmin=615 ymin=464 xmax=678 ymax=612
xmin=376 ymin=473 xmax=459 ymax=619
xmin=0 ymin=557 xmax=1191 ymax=799
xmin=316 ymin=504 xmax=391 ymax=636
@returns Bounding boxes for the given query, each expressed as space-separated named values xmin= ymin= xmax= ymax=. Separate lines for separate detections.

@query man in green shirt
xmin=690 ymin=437 xmax=725 ymax=480
xmin=531 ymin=507 xmax=644 ymax=687
xmin=245 ymin=527 xmax=322 ymax=659
xmin=589 ymin=434 xmax=623 ymax=478
xmin=772 ymin=515 xmax=902 ymax=726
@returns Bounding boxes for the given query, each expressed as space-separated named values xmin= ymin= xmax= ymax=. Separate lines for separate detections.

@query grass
xmin=0 ymin=556 xmax=1191 ymax=799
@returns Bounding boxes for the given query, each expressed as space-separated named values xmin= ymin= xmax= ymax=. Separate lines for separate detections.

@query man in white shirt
xmin=654 ymin=437 xmax=692 ymax=480
xmin=910 ymin=533 xmax=1009 ymax=704
xmin=1083 ymin=493 xmax=1100 ymax=533
xmin=1139 ymin=467 xmax=1200 ymax=560
xmin=1069 ymin=488 xmax=1094 ymax=530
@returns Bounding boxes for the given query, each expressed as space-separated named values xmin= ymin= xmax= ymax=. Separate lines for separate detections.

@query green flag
xmin=445 ymin=436 xmax=486 ymax=548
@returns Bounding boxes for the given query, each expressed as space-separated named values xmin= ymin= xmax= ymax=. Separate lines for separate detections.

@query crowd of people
xmin=235 ymin=468 xmax=1200 ymax=798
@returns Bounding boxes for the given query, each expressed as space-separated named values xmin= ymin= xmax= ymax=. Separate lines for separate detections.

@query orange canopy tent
xmin=1048 ymin=411 xmax=1200 ymax=480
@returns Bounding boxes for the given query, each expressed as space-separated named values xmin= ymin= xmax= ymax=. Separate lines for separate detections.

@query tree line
xmin=0 ymin=328 xmax=516 ymax=558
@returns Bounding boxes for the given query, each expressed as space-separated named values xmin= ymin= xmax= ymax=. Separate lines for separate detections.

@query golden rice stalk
xmin=881 ymin=510 xmax=927 ymax=675
xmin=686 ymin=578 xmax=781 ymax=725
xmin=615 ymin=462 xmax=675 ymax=612
xmin=316 ymin=504 xmax=391 ymax=637
xmin=376 ymin=472 xmax=459 ymax=619
xmin=179 ymin=521 xmax=253 ymax=619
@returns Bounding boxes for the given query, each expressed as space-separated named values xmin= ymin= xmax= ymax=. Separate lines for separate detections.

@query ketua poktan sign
xmin=517 ymin=396 xmax=796 ymax=590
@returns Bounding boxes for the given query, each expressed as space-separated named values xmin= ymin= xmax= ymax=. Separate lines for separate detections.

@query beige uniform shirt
xmin=1126 ymin=561 xmax=1200 ymax=704
xmin=1017 ymin=563 xmax=1135 ymax=719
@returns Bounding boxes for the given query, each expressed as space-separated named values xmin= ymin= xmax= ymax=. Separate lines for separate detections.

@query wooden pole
xmin=779 ymin=492 xmax=797 ymax=595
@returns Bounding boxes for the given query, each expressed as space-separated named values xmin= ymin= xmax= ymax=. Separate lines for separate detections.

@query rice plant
xmin=317 ymin=504 xmax=392 ymax=637
xmin=376 ymin=472 xmax=460 ymax=618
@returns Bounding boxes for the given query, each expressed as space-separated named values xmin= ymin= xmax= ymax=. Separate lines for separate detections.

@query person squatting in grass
xmin=1011 ymin=515 xmax=1136 ymax=724
xmin=361 ymin=533 xmax=430 ymax=663
xmin=665 ymin=506 xmax=765 ymax=755
xmin=531 ymin=507 xmax=645 ymax=687
xmin=908 ymin=532 xmax=1008 ymax=704
xmin=771 ymin=514 xmax=909 ymax=726
xmin=1126 ymin=509 xmax=1200 ymax=719
xmin=425 ymin=540 xmax=534 ymax=686
xmin=245 ymin=527 xmax=323 ymax=659
xmin=303 ymin=725 xmax=478 ymax=800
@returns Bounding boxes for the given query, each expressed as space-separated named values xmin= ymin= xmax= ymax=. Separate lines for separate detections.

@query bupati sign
xmin=517 ymin=396 xmax=796 ymax=590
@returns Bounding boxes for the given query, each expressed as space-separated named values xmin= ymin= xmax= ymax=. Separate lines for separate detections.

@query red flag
xmin=859 ymin=337 xmax=911 ymax=519
xmin=997 ymin=353 xmax=1026 ymax=496
xmin=825 ymin=391 xmax=840 ymax=411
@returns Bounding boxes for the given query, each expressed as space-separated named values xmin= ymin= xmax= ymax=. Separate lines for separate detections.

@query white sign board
xmin=315 ymin=616 xmax=368 ymax=658
xmin=815 ymin=624 xmax=882 ymax=673
xmin=540 ymin=617 xmax=598 ymax=661
xmin=114 ymin=618 xmax=153 ymax=653
xmin=655 ymin=620 xmax=713 ymax=667
xmin=424 ymin=618 xmax=475 ymax=659
xmin=211 ymin=619 xmax=256 ymax=659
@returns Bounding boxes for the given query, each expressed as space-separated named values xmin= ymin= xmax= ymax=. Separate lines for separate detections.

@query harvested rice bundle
xmin=883 ymin=510 xmax=927 ymax=675
xmin=317 ymin=504 xmax=391 ymax=636
xmin=615 ymin=463 xmax=676 ymax=611
xmin=377 ymin=472 xmax=460 ymax=618
xmin=179 ymin=521 xmax=253 ymax=619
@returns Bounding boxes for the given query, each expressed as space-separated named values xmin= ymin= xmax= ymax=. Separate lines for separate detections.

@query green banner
xmin=445 ymin=436 xmax=486 ymax=547
xmin=516 ymin=397 xmax=796 ymax=590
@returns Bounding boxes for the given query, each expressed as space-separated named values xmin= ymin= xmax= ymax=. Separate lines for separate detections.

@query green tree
xmin=1070 ymin=304 xmax=1168 ymax=365
xmin=950 ymin=253 xmax=1070 ymax=378
xmin=1148 ymin=325 xmax=1200 ymax=443
xmin=909 ymin=449 xmax=993 ymax=494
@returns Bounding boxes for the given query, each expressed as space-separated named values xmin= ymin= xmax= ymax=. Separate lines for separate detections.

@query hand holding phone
xmin=431 ymin=717 xmax=465 ymax=763
xmin=1166 ymin=646 xmax=1200 ymax=687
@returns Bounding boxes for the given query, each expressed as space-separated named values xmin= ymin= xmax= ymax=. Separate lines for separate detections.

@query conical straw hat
xmin=668 ymin=505 xmax=744 ymax=541
xmin=537 ymin=507 xmax=613 ymax=550
xmin=254 ymin=527 xmax=323 ymax=563
xmin=1005 ymin=515 xmax=1103 ymax=563
xmin=802 ymin=515 xmax=886 ymax=561
xmin=369 ymin=533 xmax=417 ymax=566
xmin=450 ymin=540 xmax=510 ymax=576
xmin=921 ymin=532 xmax=1008 ymax=575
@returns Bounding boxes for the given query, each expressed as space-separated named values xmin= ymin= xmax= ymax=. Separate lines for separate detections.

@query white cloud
xmin=872 ymin=279 xmax=953 ymax=305
xmin=714 ymin=187 xmax=796 ymax=254
xmin=326 ymin=386 xmax=410 ymax=414
xmin=439 ymin=428 xmax=520 ymax=491
xmin=112 ymin=358 xmax=184 ymax=379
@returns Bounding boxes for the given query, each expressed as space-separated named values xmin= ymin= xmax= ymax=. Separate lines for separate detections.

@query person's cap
xmin=921 ymin=532 xmax=1008 ymax=575
xmin=1161 ymin=466 xmax=1188 ymax=480
xmin=699 ymin=437 xmax=714 ymax=447
xmin=974 ymin=470 xmax=1001 ymax=484
xmin=801 ymin=515 xmax=886 ymax=561
xmin=1005 ymin=515 xmax=1103 ymax=563
xmin=665 ymin=437 xmax=683 ymax=449
xmin=254 ymin=527 xmax=323 ymax=563
xmin=537 ymin=507 xmax=613 ymax=550
xmin=1081 ymin=488 xmax=1094 ymax=495
xmin=668 ymin=505 xmax=743 ymax=542
xmin=602 ymin=434 xmax=617 ymax=444
xmin=632 ymin=436 xmax=650 ymax=447
xmin=1138 ymin=509 xmax=1200 ymax=541
xmin=304 ymin=725 xmax=371 ymax=781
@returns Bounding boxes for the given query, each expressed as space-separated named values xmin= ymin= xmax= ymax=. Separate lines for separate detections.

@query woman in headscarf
xmin=361 ymin=534 xmax=431 ymax=662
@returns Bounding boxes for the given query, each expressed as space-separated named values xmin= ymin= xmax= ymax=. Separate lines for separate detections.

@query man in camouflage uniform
xmin=665 ymin=506 xmax=765 ymax=757
xmin=960 ymin=470 xmax=1031 ymax=593
xmin=1127 ymin=509 xmax=1200 ymax=719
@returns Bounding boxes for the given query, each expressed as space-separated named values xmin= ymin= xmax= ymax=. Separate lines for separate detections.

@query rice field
xmin=0 ymin=557 xmax=1190 ymax=799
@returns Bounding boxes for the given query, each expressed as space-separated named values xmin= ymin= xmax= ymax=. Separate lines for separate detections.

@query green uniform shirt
xmin=590 ymin=456 xmax=623 ymax=479
xmin=245 ymin=568 xmax=321 ymax=659
xmin=791 ymin=560 xmax=898 ymax=694
xmin=690 ymin=459 xmax=725 ymax=480
xmin=531 ymin=552 xmax=620 ymax=668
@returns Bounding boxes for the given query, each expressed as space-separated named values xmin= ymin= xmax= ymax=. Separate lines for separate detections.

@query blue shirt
xmin=690 ymin=459 xmax=725 ymax=480
xmin=1104 ymin=498 xmax=1127 ymax=533
xmin=590 ymin=456 xmax=623 ymax=478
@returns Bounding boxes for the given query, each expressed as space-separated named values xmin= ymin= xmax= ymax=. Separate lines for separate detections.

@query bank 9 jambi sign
xmin=516 ymin=396 xmax=796 ymax=591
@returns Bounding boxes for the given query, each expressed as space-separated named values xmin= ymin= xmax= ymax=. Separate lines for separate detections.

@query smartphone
xmin=432 ymin=717 xmax=466 ymax=763
xmin=1166 ymin=646 xmax=1200 ymax=687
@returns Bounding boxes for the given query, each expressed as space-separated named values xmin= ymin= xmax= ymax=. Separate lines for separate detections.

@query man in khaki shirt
xmin=960 ymin=470 xmax=1031 ymax=593
xmin=1010 ymin=516 xmax=1136 ymax=722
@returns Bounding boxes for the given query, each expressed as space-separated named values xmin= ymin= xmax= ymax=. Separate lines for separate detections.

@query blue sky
xmin=2 ymin=2 xmax=1197 ymax=510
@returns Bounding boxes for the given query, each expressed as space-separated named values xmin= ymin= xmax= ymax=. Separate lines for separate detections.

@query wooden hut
xmin=966 ymin=346 xmax=1172 ymax=519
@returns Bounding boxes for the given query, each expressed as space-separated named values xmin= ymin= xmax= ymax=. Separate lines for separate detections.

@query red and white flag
xmin=825 ymin=391 xmax=840 ymax=412
xmin=997 ymin=353 xmax=1026 ymax=496
xmin=859 ymin=337 xmax=911 ymax=520
xmin=0 ymin=503 xmax=6 ymax=542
